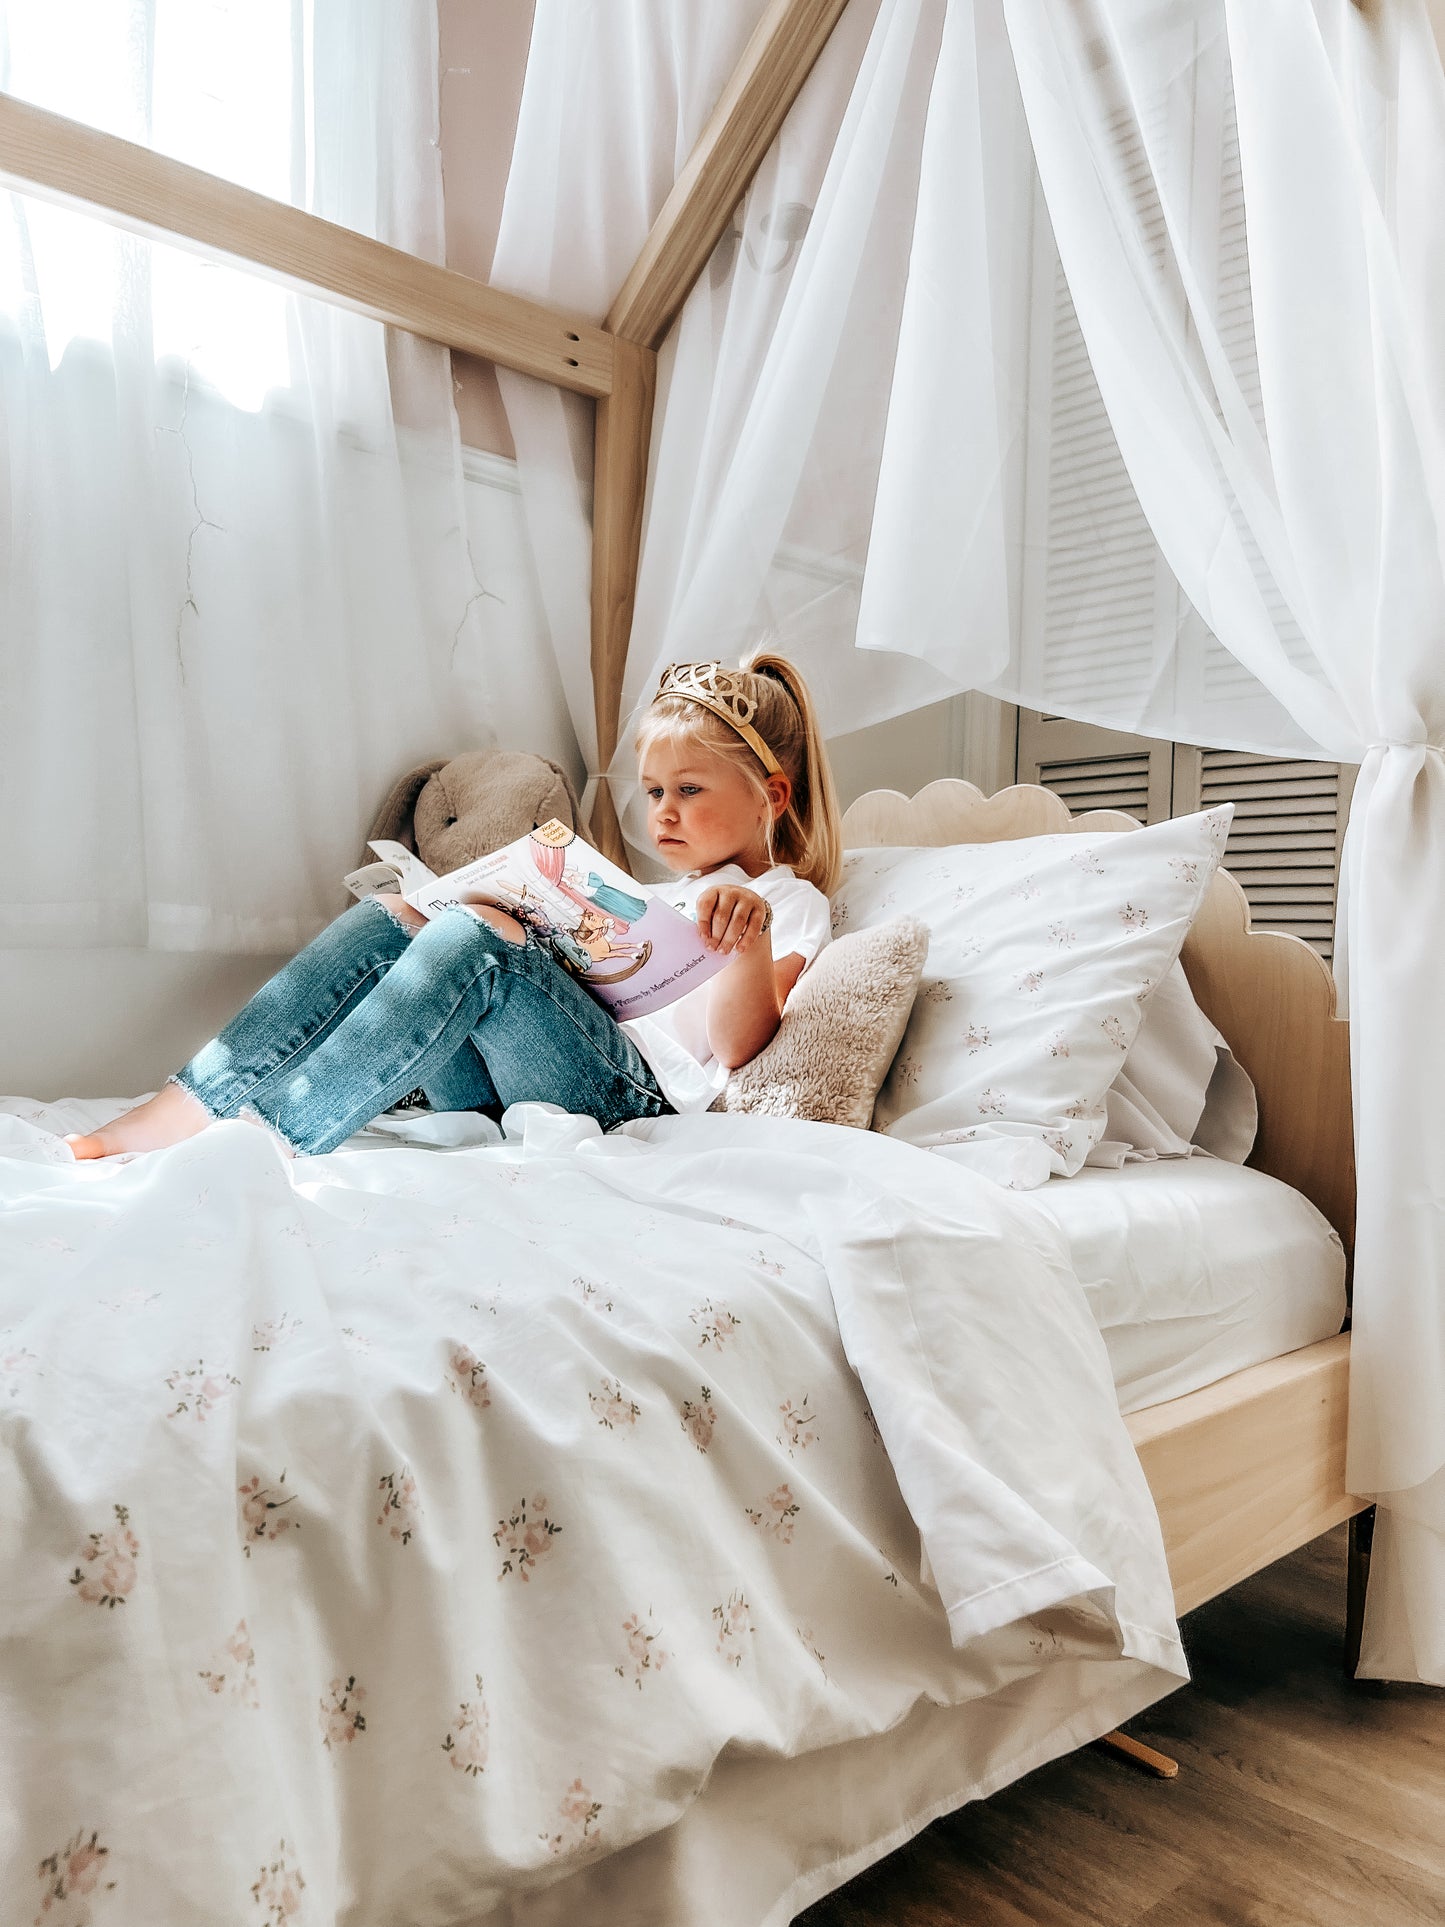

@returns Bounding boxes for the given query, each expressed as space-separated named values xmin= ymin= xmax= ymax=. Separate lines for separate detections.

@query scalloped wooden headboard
xmin=840 ymin=779 xmax=1355 ymax=1256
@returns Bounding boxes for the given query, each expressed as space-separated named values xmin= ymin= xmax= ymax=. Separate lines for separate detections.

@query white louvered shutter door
xmin=1172 ymin=747 xmax=1355 ymax=961
xmin=1017 ymin=711 xmax=1172 ymax=824
xmin=1017 ymin=93 xmax=1186 ymax=729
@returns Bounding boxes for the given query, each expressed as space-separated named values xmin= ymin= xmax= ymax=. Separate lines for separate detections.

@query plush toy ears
xmin=364 ymin=758 xmax=449 ymax=859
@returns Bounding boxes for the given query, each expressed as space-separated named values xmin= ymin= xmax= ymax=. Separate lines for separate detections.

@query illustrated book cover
xmin=344 ymin=820 xmax=728 ymax=1020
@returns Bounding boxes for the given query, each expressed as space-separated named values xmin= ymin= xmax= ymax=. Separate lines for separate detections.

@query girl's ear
xmin=764 ymin=771 xmax=792 ymax=822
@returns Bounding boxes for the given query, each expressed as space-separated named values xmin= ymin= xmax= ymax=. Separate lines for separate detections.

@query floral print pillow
xmin=830 ymin=807 xmax=1233 ymax=1177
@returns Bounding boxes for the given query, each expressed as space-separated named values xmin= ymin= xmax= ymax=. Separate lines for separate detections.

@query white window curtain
xmin=496 ymin=0 xmax=1445 ymax=1680
xmin=0 ymin=0 xmax=491 ymax=957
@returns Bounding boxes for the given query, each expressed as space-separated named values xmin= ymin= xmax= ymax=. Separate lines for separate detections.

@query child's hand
xmin=695 ymin=883 xmax=773 ymax=957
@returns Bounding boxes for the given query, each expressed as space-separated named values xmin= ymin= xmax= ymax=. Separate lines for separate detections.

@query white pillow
xmin=831 ymin=807 xmax=1233 ymax=1178
xmin=1102 ymin=961 xmax=1257 ymax=1165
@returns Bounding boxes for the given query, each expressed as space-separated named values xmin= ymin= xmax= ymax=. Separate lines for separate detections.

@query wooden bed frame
xmin=3 ymin=2 xmax=1368 ymax=1637
xmin=842 ymin=779 xmax=1366 ymax=1626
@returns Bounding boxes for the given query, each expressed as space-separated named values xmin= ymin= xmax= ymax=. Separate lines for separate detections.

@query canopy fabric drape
xmin=496 ymin=0 xmax=1445 ymax=1680
xmin=0 ymin=0 xmax=491 ymax=956
xmin=1003 ymin=0 xmax=1445 ymax=1687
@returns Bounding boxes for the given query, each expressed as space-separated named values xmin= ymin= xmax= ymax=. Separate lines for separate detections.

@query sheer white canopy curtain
xmin=0 ymin=0 xmax=489 ymax=957
xmin=1004 ymin=0 xmax=1445 ymax=1688
xmin=495 ymin=0 xmax=1445 ymax=1681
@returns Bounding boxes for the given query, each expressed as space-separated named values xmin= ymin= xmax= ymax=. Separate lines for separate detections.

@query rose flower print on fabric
xmin=377 ymin=1469 xmax=421 ymax=1545
xmin=590 ymin=1378 xmax=641 ymax=1431
xmin=616 ymin=1611 xmax=671 ymax=1689
xmin=198 ymin=1619 xmax=259 ymax=1708
xmin=34 ymin=1828 xmax=115 ymax=1925
xmin=494 ymin=1494 xmax=561 ymax=1581
xmin=319 ymin=1675 xmax=367 ymax=1750
xmin=164 ymin=1361 xmax=240 ymax=1423
xmin=680 ymin=1387 xmax=717 ymax=1453
xmin=239 ymin=1472 xmax=298 ymax=1555
xmin=573 ymin=1275 xmax=614 ymax=1313
xmin=746 ymin=1483 xmax=801 ymax=1543
xmin=250 ymin=1841 xmax=306 ymax=1926
xmin=70 ymin=1505 xmax=139 ymax=1609
xmin=250 ymin=1312 xmax=302 ymax=1353
xmin=441 ymin=1676 xmax=490 ymax=1777
xmin=540 ymin=1780 xmax=603 ymax=1858
xmin=712 ymin=1591 xmax=754 ymax=1666
xmin=689 ymin=1300 xmax=741 ymax=1349
xmin=777 ymin=1394 xmax=820 ymax=1454
xmin=447 ymin=1344 xmax=492 ymax=1411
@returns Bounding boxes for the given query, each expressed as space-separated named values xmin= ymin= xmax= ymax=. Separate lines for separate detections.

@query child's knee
xmin=420 ymin=905 xmax=526 ymax=961
xmin=430 ymin=904 xmax=527 ymax=948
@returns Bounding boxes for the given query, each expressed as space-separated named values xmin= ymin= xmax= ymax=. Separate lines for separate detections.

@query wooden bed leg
xmin=1345 ymin=1504 xmax=1375 ymax=1679
xmin=1096 ymin=1731 xmax=1179 ymax=1778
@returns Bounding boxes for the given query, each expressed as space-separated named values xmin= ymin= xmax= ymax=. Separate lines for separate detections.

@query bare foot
xmin=65 ymin=1082 xmax=213 ymax=1160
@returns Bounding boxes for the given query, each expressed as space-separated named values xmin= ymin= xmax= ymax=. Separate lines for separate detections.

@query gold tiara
xmin=652 ymin=660 xmax=783 ymax=775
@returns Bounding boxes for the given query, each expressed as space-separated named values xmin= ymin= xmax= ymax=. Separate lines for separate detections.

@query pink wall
xmin=438 ymin=0 xmax=536 ymax=457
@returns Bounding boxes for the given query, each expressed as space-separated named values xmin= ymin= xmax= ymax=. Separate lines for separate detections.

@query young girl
xmin=65 ymin=652 xmax=840 ymax=1161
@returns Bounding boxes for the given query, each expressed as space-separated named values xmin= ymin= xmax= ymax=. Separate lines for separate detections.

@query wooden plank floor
xmin=797 ymin=1526 xmax=1445 ymax=1926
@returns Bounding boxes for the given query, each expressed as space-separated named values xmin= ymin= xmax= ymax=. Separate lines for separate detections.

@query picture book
xmin=343 ymin=820 xmax=729 ymax=1021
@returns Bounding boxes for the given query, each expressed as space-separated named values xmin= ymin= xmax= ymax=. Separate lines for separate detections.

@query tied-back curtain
xmin=0 ymin=0 xmax=490 ymax=956
xmin=1002 ymin=0 xmax=1445 ymax=1685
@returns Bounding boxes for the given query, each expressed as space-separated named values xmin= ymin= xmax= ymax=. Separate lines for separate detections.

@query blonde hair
xmin=635 ymin=649 xmax=842 ymax=896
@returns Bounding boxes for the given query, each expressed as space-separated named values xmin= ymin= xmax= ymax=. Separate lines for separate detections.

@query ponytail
xmin=740 ymin=649 xmax=842 ymax=897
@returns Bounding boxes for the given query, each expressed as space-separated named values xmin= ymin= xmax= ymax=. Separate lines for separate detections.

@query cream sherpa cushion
xmin=718 ymin=917 xmax=930 ymax=1128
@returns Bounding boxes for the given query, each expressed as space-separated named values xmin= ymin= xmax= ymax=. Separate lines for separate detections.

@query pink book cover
xmin=398 ymin=820 xmax=730 ymax=1020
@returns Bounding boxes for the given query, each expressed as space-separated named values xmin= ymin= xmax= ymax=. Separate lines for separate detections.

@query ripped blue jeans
xmin=170 ymin=897 xmax=671 ymax=1156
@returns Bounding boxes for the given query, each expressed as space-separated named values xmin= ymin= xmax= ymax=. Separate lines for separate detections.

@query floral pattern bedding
xmin=0 ymin=1100 xmax=1185 ymax=1927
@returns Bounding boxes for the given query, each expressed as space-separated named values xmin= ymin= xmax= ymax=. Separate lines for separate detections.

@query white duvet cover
xmin=0 ymin=1100 xmax=1184 ymax=1927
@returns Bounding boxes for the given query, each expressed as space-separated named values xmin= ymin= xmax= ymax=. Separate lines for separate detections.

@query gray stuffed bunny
xmin=361 ymin=748 xmax=583 ymax=876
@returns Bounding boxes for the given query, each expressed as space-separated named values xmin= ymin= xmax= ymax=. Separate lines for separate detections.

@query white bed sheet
xmin=0 ymin=1097 xmax=1184 ymax=1927
xmin=1020 ymin=1157 xmax=1348 ymax=1415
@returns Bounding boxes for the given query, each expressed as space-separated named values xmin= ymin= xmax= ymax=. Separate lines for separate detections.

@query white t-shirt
xmin=622 ymin=863 xmax=832 ymax=1114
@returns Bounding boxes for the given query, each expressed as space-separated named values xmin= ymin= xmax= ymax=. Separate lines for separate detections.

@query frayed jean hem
xmin=167 ymin=1071 xmax=303 ymax=1160
xmin=237 ymin=1103 xmax=303 ymax=1160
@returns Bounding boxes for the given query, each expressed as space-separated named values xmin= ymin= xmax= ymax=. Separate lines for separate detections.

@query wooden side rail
xmin=1127 ymin=1333 xmax=1366 ymax=1616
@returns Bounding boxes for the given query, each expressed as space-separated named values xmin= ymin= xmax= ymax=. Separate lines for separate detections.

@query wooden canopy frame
xmin=3 ymin=0 xmax=1373 ymax=1855
xmin=0 ymin=0 xmax=849 ymax=864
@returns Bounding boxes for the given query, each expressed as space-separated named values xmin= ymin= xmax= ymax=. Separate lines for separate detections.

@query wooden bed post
xmin=586 ymin=0 xmax=855 ymax=866
xmin=589 ymin=338 xmax=657 ymax=864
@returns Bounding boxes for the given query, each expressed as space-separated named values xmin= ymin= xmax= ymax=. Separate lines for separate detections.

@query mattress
xmin=1019 ymin=1156 xmax=1348 ymax=1415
